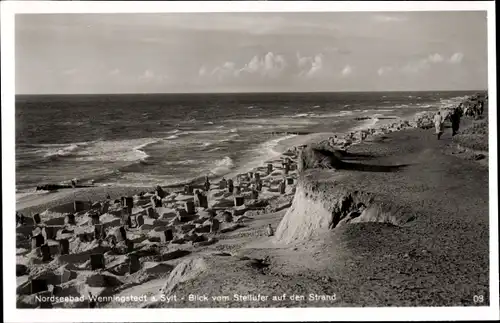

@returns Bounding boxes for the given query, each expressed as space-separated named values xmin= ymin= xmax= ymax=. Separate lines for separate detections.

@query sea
xmin=15 ymin=91 xmax=477 ymax=197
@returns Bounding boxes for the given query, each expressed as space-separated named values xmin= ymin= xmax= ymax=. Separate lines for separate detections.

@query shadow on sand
xmin=337 ymin=151 xmax=378 ymax=161
xmin=332 ymin=149 xmax=409 ymax=172
xmin=340 ymin=162 xmax=410 ymax=173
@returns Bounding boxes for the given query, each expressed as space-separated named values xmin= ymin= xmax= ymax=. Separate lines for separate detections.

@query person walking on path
xmin=450 ymin=107 xmax=462 ymax=136
xmin=433 ymin=111 xmax=444 ymax=140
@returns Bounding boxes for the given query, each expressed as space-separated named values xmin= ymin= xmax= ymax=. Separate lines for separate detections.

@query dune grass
xmin=453 ymin=116 xmax=489 ymax=152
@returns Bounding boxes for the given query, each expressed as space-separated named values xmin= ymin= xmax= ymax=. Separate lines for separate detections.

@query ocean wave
xmin=313 ymin=111 xmax=353 ymax=118
xmin=133 ymin=140 xmax=159 ymax=152
xmin=70 ymin=138 xmax=162 ymax=163
xmin=43 ymin=143 xmax=83 ymax=159
xmin=219 ymin=138 xmax=236 ymax=143
xmin=166 ymin=135 xmax=179 ymax=140
xmin=57 ymin=121 xmax=87 ymax=127
xmin=133 ymin=140 xmax=160 ymax=161
xmin=262 ymin=134 xmax=297 ymax=156
xmin=223 ymin=134 xmax=297 ymax=179
xmin=351 ymin=117 xmax=380 ymax=131
xmin=75 ymin=168 xmax=126 ymax=184
xmin=184 ymin=129 xmax=230 ymax=135
xmin=393 ymin=104 xmax=411 ymax=109
xmin=211 ymin=156 xmax=235 ymax=176
xmin=164 ymin=159 xmax=199 ymax=166
xmin=208 ymin=147 xmax=222 ymax=152
xmin=233 ymin=118 xmax=316 ymax=126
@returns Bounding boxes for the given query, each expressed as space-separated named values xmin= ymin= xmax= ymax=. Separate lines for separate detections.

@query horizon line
xmin=15 ymin=89 xmax=487 ymax=96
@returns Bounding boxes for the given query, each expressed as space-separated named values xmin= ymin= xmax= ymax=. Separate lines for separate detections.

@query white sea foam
xmin=228 ymin=134 xmax=298 ymax=178
xmin=184 ymin=129 xmax=229 ymax=135
xmin=208 ymin=147 xmax=222 ymax=152
xmin=233 ymin=118 xmax=316 ymax=126
xmin=351 ymin=117 xmax=381 ymax=131
xmin=164 ymin=159 xmax=199 ymax=166
xmin=43 ymin=143 xmax=82 ymax=158
xmin=311 ymin=111 xmax=353 ymax=118
xmin=211 ymin=156 xmax=235 ymax=175
xmin=70 ymin=138 xmax=162 ymax=162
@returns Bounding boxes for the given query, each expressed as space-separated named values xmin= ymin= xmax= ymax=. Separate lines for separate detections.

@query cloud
xmin=341 ymin=65 xmax=352 ymax=77
xmin=198 ymin=66 xmax=207 ymax=77
xmin=206 ymin=51 xmax=328 ymax=83
xmin=210 ymin=61 xmax=238 ymax=81
xmin=237 ymin=52 xmax=287 ymax=78
xmin=428 ymin=53 xmax=444 ymax=63
xmin=401 ymin=53 xmax=448 ymax=73
xmin=140 ymin=70 xmax=154 ymax=79
xmin=377 ymin=66 xmax=393 ymax=76
xmin=308 ymin=55 xmax=323 ymax=77
xmin=139 ymin=69 xmax=165 ymax=82
xmin=373 ymin=15 xmax=407 ymax=23
xmin=208 ymin=52 xmax=289 ymax=82
xmin=449 ymin=52 xmax=464 ymax=64
xmin=296 ymin=53 xmax=325 ymax=78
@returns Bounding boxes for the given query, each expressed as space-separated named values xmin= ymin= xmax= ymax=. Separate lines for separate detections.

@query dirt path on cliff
xmin=132 ymin=121 xmax=490 ymax=308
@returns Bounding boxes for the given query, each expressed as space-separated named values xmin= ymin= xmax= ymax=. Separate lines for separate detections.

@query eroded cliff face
xmin=274 ymin=172 xmax=414 ymax=244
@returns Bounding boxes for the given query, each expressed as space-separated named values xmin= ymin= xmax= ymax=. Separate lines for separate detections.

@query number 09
xmin=473 ymin=295 xmax=484 ymax=303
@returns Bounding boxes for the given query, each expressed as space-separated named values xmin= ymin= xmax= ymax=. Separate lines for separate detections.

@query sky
xmin=15 ymin=11 xmax=488 ymax=94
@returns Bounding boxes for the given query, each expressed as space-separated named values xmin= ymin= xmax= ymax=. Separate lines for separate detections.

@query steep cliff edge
xmin=274 ymin=171 xmax=415 ymax=244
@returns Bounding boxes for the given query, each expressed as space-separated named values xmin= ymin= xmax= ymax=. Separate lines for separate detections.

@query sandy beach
xmin=14 ymin=94 xmax=490 ymax=308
